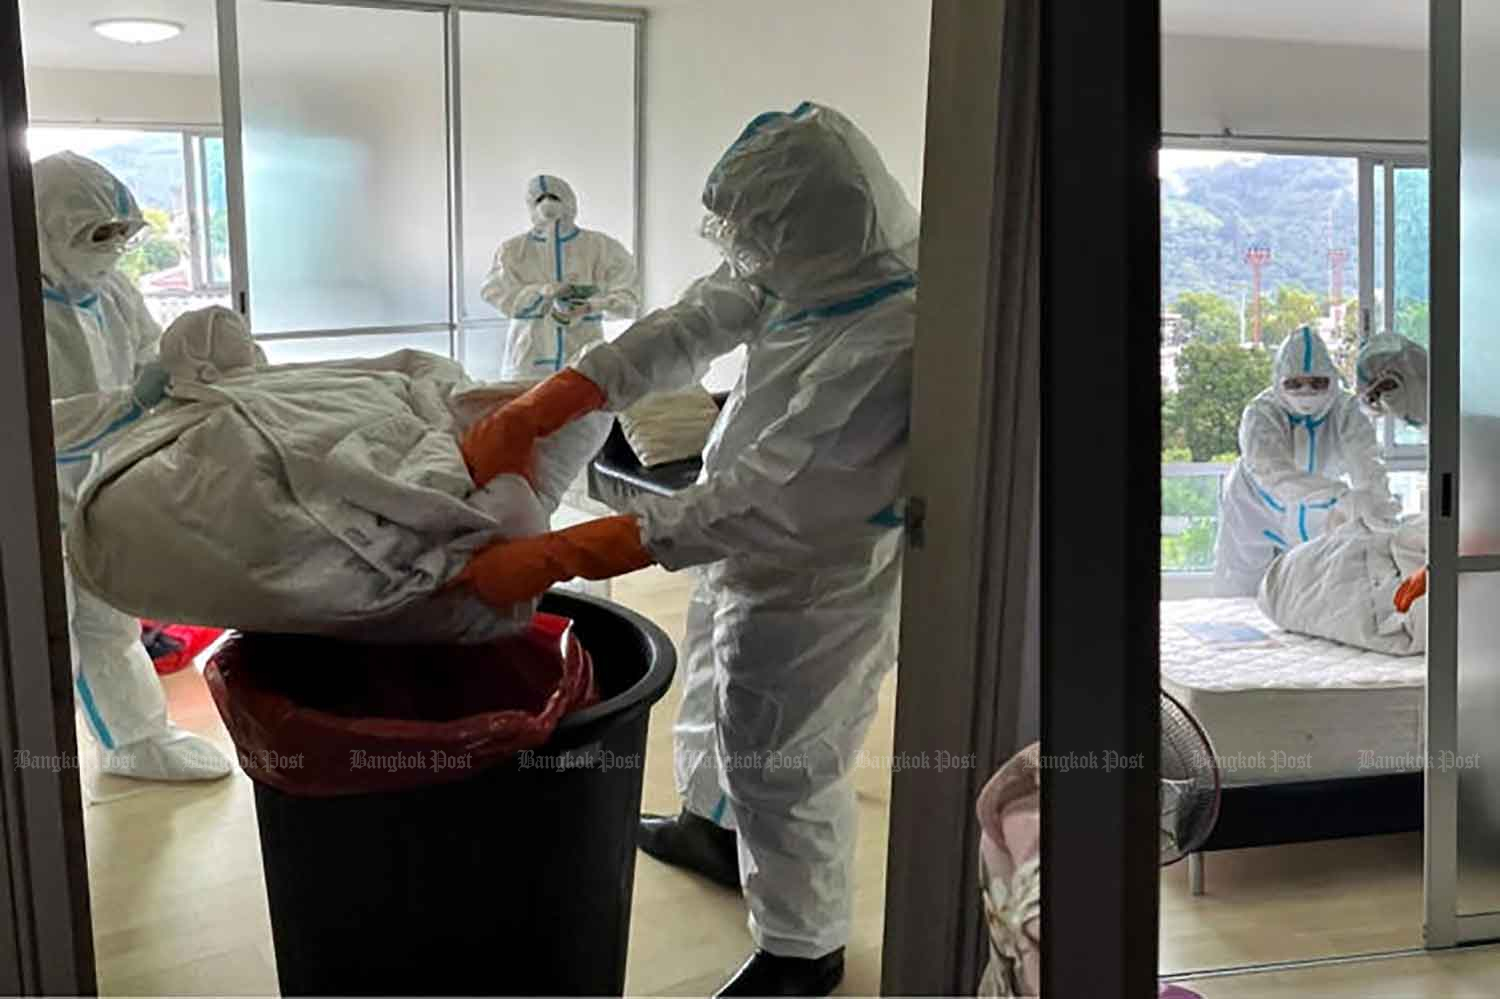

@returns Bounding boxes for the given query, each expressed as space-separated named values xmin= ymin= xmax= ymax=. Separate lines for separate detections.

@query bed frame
xmin=1188 ymin=771 xmax=1424 ymax=893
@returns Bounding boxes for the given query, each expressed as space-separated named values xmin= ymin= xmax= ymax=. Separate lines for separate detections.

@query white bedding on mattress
xmin=1162 ymin=598 xmax=1424 ymax=785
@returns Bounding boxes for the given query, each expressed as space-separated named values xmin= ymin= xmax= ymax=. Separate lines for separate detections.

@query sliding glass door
xmin=1427 ymin=0 xmax=1500 ymax=948
xmin=216 ymin=0 xmax=640 ymax=368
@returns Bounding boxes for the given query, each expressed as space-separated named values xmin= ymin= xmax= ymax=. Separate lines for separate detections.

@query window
xmin=27 ymin=126 xmax=233 ymax=329
xmin=1159 ymin=147 xmax=1429 ymax=575
xmin=224 ymin=0 xmax=640 ymax=370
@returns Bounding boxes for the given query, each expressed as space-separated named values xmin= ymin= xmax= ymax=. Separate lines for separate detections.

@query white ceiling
xmin=21 ymin=0 xmax=218 ymax=74
xmin=1163 ymin=0 xmax=1426 ymax=51
xmin=21 ymin=0 xmax=1426 ymax=79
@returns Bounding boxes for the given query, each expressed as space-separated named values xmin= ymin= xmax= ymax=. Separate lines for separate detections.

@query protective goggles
xmin=698 ymin=213 xmax=770 ymax=278
xmin=79 ymin=218 xmax=146 ymax=251
xmin=1361 ymin=374 xmax=1401 ymax=408
xmin=1281 ymin=375 xmax=1331 ymax=395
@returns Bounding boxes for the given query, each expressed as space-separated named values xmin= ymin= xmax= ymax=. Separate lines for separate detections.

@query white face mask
xmin=55 ymin=241 xmax=125 ymax=286
xmin=534 ymin=199 xmax=568 ymax=223
xmin=1284 ymin=391 xmax=1331 ymax=417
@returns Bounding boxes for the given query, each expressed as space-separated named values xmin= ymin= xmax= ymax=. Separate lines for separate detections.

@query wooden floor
xmin=1175 ymin=946 xmax=1500 ymax=998
xmin=80 ymin=566 xmax=897 ymax=996
xmin=1156 ymin=832 xmax=1500 ymax=997
xmin=1161 ymin=833 xmax=1423 ymax=975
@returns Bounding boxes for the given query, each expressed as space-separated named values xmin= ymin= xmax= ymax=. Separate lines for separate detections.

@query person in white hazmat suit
xmin=1214 ymin=326 xmax=1399 ymax=597
xmin=1357 ymin=332 xmax=1428 ymax=432
xmin=450 ymin=102 xmax=917 ymax=997
xmin=480 ymin=175 xmax=638 ymax=380
xmin=35 ymin=151 xmax=232 ymax=782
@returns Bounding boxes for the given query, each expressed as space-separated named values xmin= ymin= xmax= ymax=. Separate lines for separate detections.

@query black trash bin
xmin=242 ymin=592 xmax=676 ymax=997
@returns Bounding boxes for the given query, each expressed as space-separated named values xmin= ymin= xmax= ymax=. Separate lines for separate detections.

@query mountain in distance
xmin=1161 ymin=154 xmax=1428 ymax=309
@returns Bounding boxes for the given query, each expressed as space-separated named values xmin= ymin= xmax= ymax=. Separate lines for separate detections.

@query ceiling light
xmin=91 ymin=19 xmax=183 ymax=45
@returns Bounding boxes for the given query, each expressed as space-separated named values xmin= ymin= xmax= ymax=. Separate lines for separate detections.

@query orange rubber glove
xmin=454 ymin=514 xmax=655 ymax=608
xmin=1394 ymin=566 xmax=1428 ymax=613
xmin=461 ymin=368 xmax=606 ymax=489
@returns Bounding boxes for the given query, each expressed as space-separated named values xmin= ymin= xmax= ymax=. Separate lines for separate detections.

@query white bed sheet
xmin=1162 ymin=597 xmax=1425 ymax=785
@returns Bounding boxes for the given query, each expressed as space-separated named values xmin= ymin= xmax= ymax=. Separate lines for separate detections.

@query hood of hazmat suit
xmin=1356 ymin=332 xmax=1428 ymax=429
xmin=63 ymin=309 xmax=608 ymax=645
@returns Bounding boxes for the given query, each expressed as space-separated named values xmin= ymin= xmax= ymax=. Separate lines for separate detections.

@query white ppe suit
xmin=1214 ymin=327 xmax=1391 ymax=596
xmin=36 ymin=151 xmax=230 ymax=781
xmin=573 ymin=102 xmax=918 ymax=959
xmin=1356 ymin=332 xmax=1428 ymax=430
xmin=480 ymin=175 xmax=638 ymax=380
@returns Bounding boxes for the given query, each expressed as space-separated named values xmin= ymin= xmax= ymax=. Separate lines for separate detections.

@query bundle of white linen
xmin=62 ymin=307 xmax=610 ymax=644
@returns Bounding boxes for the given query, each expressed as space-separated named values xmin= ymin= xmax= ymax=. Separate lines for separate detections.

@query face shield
xmin=57 ymin=217 xmax=146 ymax=285
xmin=699 ymin=212 xmax=771 ymax=280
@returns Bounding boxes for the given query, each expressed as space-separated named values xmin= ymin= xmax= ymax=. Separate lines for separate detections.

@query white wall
xmin=641 ymin=0 xmax=931 ymax=389
xmin=25 ymin=67 xmax=220 ymax=127
xmin=1163 ymin=34 xmax=1426 ymax=141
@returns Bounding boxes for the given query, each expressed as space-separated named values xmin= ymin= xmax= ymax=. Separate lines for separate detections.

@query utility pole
xmin=1245 ymin=245 xmax=1272 ymax=345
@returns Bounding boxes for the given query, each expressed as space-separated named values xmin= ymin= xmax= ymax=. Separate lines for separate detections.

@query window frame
xmin=215 ymin=0 xmax=645 ymax=365
xmin=1159 ymin=137 xmax=1431 ymax=583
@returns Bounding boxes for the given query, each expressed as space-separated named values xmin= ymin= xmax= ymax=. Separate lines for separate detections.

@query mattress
xmin=1161 ymin=598 xmax=1425 ymax=786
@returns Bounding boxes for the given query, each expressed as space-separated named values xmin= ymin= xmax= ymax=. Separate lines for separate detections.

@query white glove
xmin=1342 ymin=488 xmax=1401 ymax=530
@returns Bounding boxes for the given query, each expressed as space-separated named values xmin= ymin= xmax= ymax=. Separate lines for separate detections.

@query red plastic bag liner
xmin=141 ymin=620 xmax=225 ymax=676
xmin=205 ymin=613 xmax=598 ymax=797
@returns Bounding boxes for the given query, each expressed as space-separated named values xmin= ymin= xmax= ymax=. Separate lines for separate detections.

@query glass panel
xmin=1160 ymin=469 xmax=1223 ymax=573
xmin=258 ymin=331 xmax=451 ymax=367
xmin=1373 ymin=162 xmax=1387 ymax=336
xmin=1459 ymin=572 xmax=1500 ymax=914
xmin=236 ymin=0 xmax=449 ymax=334
xmin=203 ymin=136 xmax=232 ymax=287
xmin=1389 ymin=469 xmax=1428 ymax=516
xmin=458 ymin=323 xmax=508 ymax=384
xmin=1394 ymin=166 xmax=1430 ymax=349
xmin=459 ymin=10 xmax=637 ymax=342
xmin=1160 ymin=151 xmax=1361 ymax=482
xmin=1460 ymin=1 xmax=1500 ymax=556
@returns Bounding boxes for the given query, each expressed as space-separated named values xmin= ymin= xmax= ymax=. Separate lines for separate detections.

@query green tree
xmin=1396 ymin=298 xmax=1430 ymax=348
xmin=1172 ymin=290 xmax=1239 ymax=344
xmin=1259 ymin=285 xmax=1322 ymax=347
xmin=1173 ymin=340 xmax=1273 ymax=461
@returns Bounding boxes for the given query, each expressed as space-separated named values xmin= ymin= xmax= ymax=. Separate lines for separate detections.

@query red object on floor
xmin=141 ymin=620 xmax=225 ymax=676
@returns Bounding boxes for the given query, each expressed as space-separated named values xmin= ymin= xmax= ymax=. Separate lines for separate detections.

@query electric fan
xmin=1159 ymin=689 xmax=1220 ymax=866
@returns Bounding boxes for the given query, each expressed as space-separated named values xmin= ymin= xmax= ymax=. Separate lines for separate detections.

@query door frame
xmin=881 ymin=1 xmax=1162 ymax=994
xmin=1425 ymin=0 xmax=1462 ymax=949
xmin=0 ymin=0 xmax=97 ymax=991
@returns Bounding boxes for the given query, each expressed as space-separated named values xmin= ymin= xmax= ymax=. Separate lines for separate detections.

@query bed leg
xmin=1188 ymin=852 xmax=1205 ymax=896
